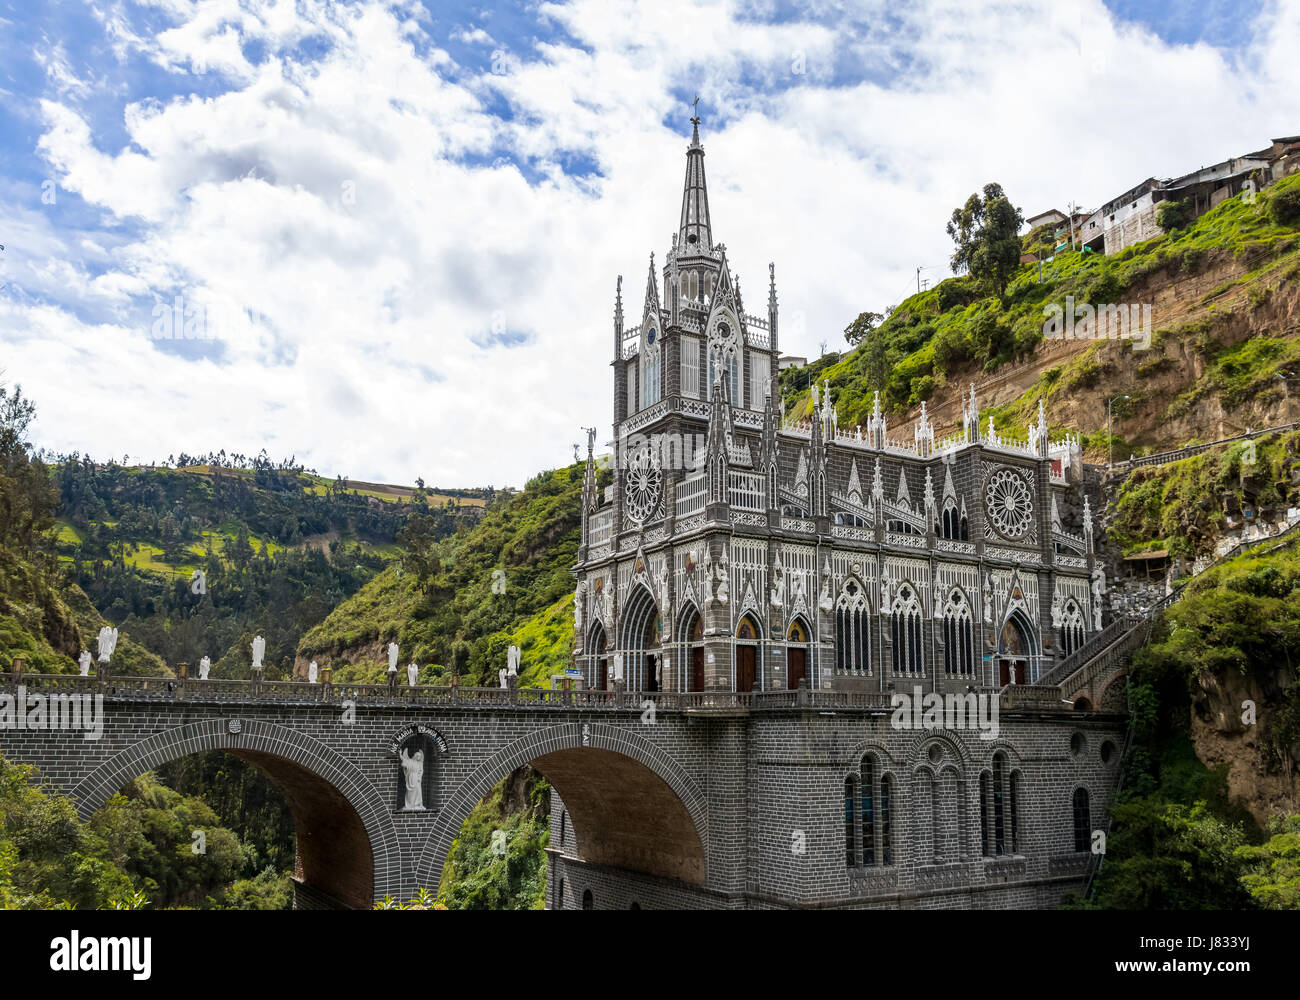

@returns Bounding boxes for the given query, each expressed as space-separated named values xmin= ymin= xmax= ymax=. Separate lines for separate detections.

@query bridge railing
xmin=0 ymin=674 xmax=1083 ymax=716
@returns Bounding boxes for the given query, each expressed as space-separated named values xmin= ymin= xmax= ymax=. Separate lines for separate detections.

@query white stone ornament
xmin=96 ymin=625 xmax=118 ymax=663
xmin=499 ymin=667 xmax=509 ymax=689
xmin=985 ymin=468 xmax=1033 ymax=540
xmin=308 ymin=660 xmax=318 ymax=683
xmin=1091 ymin=566 xmax=1106 ymax=630
xmin=199 ymin=655 xmax=211 ymax=680
xmin=387 ymin=641 xmax=399 ymax=671
xmin=251 ymin=635 xmax=266 ymax=668
xmin=507 ymin=645 xmax=520 ymax=677
xmin=78 ymin=650 xmax=92 ymax=676
xmin=407 ymin=662 xmax=418 ymax=687
xmin=400 ymin=748 xmax=424 ymax=810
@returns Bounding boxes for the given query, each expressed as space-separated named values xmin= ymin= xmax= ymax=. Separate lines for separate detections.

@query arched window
xmin=890 ymin=585 xmax=924 ymax=674
xmin=860 ymin=756 xmax=876 ymax=867
xmin=844 ymin=776 xmax=857 ymax=867
xmin=641 ymin=337 xmax=661 ymax=407
xmin=938 ymin=500 xmax=970 ymax=541
xmin=1059 ymin=599 xmax=1086 ymax=656
xmin=1073 ymin=788 xmax=1090 ymax=852
xmin=556 ymin=877 xmax=565 ymax=909
xmin=942 ymin=590 xmax=974 ymax=675
xmin=582 ymin=888 xmax=594 ymax=910
xmin=835 ymin=580 xmax=870 ymax=674
xmin=880 ymin=774 xmax=894 ymax=865
xmin=992 ymin=753 xmax=1006 ymax=856
xmin=979 ymin=772 xmax=990 ymax=856
xmin=1009 ymin=770 xmax=1020 ymax=854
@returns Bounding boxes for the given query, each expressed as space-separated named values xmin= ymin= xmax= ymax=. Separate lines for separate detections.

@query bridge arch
xmin=416 ymin=722 xmax=708 ymax=890
xmin=70 ymin=719 xmax=401 ymax=908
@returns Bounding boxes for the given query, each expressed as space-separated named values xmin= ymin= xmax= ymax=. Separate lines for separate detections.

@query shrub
xmin=1156 ymin=199 xmax=1192 ymax=231
xmin=1270 ymin=185 xmax=1300 ymax=228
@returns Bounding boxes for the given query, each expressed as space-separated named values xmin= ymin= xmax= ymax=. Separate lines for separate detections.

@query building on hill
xmin=556 ymin=114 xmax=1120 ymax=910
xmin=1079 ymin=134 xmax=1299 ymax=255
xmin=778 ymin=355 xmax=806 ymax=371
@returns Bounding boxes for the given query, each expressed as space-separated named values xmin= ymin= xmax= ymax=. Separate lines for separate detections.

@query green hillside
xmin=789 ymin=173 xmax=1300 ymax=459
xmin=298 ymin=463 xmax=589 ymax=685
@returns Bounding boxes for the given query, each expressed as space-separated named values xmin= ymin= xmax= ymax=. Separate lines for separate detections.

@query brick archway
xmin=415 ymin=723 xmax=708 ymax=889
xmin=69 ymin=718 xmax=401 ymax=907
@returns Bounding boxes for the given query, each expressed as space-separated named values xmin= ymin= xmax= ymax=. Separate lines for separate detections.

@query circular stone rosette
xmin=623 ymin=445 xmax=662 ymax=524
xmin=984 ymin=468 xmax=1033 ymax=539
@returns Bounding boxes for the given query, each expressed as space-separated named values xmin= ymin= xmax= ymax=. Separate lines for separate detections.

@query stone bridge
xmin=0 ymin=672 xmax=1128 ymax=910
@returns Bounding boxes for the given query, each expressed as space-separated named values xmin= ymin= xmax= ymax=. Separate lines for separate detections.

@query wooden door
xmin=998 ymin=659 xmax=1010 ymax=687
xmin=787 ymin=648 xmax=806 ymax=690
xmin=598 ymin=658 xmax=608 ymax=690
xmin=691 ymin=648 xmax=704 ymax=692
xmin=737 ymin=646 xmax=756 ymax=692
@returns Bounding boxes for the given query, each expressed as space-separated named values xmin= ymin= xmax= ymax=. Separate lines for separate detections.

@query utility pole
xmin=1066 ymin=201 xmax=1079 ymax=251
xmin=916 ymin=265 xmax=923 ymax=295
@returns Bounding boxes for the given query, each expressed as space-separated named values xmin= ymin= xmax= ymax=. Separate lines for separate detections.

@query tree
xmin=1236 ymin=814 xmax=1300 ymax=909
xmin=397 ymin=512 xmax=441 ymax=591
xmin=946 ymin=183 xmax=1025 ymax=299
xmin=1156 ymin=199 xmax=1191 ymax=231
xmin=843 ymin=310 xmax=883 ymax=347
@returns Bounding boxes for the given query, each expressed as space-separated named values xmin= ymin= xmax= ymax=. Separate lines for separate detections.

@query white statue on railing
xmin=1091 ymin=566 xmax=1106 ymax=630
xmin=387 ymin=641 xmax=399 ymax=671
xmin=78 ymin=650 xmax=92 ymax=676
xmin=407 ymin=662 xmax=418 ymax=687
xmin=308 ymin=660 xmax=318 ymax=684
xmin=199 ymin=655 xmax=211 ymax=680
xmin=613 ymin=652 xmax=624 ymax=683
xmin=97 ymin=625 xmax=118 ymax=664
xmin=251 ymin=635 xmax=266 ymax=669
xmin=507 ymin=644 xmax=520 ymax=678
xmin=400 ymin=747 xmax=425 ymax=810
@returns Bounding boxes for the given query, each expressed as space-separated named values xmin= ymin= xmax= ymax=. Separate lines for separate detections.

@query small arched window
xmin=582 ymin=888 xmax=594 ymax=910
xmin=1073 ymin=788 xmax=1091 ymax=853
xmin=861 ymin=755 xmax=877 ymax=867
xmin=844 ymin=776 xmax=857 ymax=867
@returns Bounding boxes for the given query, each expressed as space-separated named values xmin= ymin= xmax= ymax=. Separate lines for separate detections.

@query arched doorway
xmin=619 ymin=585 xmax=661 ymax=692
xmin=736 ymin=614 xmax=761 ymax=692
xmin=587 ymin=621 xmax=608 ymax=691
xmin=678 ymin=604 xmax=705 ymax=692
xmin=997 ymin=611 xmax=1036 ymax=686
xmin=787 ymin=617 xmax=811 ymax=690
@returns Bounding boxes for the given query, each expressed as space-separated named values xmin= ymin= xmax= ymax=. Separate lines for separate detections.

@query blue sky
xmin=1 ymin=0 xmax=1298 ymax=486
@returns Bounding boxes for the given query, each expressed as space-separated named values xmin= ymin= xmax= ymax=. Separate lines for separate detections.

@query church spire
xmin=678 ymin=99 xmax=713 ymax=253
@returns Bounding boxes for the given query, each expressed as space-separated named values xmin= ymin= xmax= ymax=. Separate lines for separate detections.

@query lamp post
xmin=1108 ymin=394 xmax=1130 ymax=468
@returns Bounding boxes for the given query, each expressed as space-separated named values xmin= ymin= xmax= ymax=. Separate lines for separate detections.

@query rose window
xmin=984 ymin=469 xmax=1033 ymax=539
xmin=624 ymin=445 xmax=662 ymax=524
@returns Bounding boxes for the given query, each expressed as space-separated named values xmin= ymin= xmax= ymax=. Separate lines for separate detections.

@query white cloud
xmin=7 ymin=0 xmax=1300 ymax=486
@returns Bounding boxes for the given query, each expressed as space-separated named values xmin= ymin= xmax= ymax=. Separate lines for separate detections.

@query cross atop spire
xmin=679 ymin=100 xmax=712 ymax=253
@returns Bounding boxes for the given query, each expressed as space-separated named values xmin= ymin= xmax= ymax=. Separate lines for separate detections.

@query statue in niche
xmin=96 ymin=625 xmax=118 ymax=663
xmin=982 ymin=574 xmax=994 ymax=625
xmin=308 ymin=660 xmax=318 ymax=683
xmin=199 ymin=655 xmax=211 ymax=680
xmin=400 ymin=746 xmax=425 ymax=810
xmin=407 ymin=661 xmax=419 ymax=687
xmin=250 ymin=635 xmax=266 ymax=668
xmin=78 ymin=650 xmax=92 ymax=677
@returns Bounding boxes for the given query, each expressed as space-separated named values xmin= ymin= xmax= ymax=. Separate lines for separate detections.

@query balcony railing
xmin=727 ymin=470 xmax=765 ymax=512
xmin=676 ymin=472 xmax=708 ymax=517
xmin=587 ymin=508 xmax=613 ymax=548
